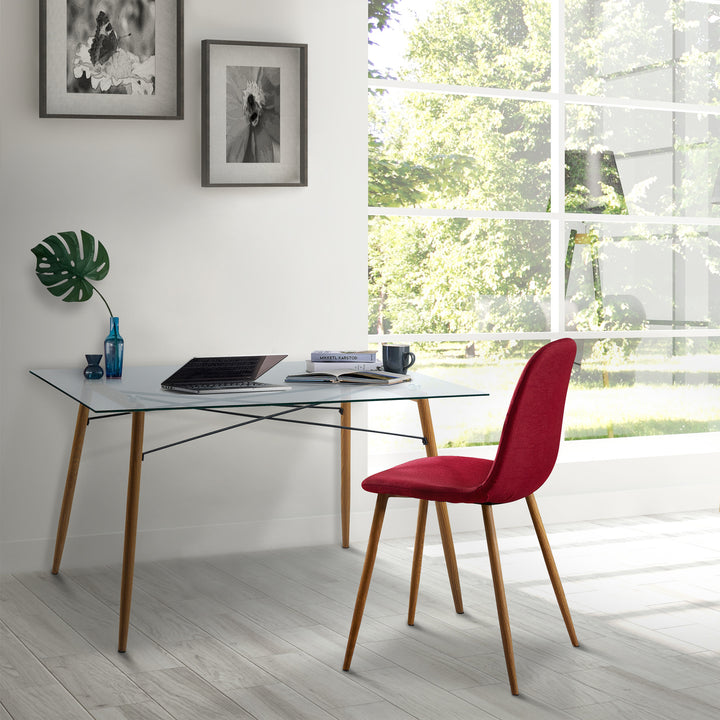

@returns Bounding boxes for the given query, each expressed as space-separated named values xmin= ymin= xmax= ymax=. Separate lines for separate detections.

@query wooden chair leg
xmin=343 ymin=494 xmax=389 ymax=671
xmin=482 ymin=504 xmax=519 ymax=696
xmin=435 ymin=501 xmax=464 ymax=614
xmin=526 ymin=494 xmax=579 ymax=647
xmin=408 ymin=499 xmax=428 ymax=625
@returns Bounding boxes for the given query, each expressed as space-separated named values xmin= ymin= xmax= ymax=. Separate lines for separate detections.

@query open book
xmin=284 ymin=369 xmax=411 ymax=385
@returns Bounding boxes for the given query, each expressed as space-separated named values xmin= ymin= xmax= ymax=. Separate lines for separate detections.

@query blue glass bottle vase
xmin=104 ymin=316 xmax=124 ymax=378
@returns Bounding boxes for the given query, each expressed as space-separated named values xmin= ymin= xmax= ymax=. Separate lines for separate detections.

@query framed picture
xmin=40 ymin=0 xmax=183 ymax=119
xmin=201 ymin=40 xmax=308 ymax=187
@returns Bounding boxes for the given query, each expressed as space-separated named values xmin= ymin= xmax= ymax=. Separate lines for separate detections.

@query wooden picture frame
xmin=201 ymin=39 xmax=308 ymax=187
xmin=40 ymin=0 xmax=183 ymax=119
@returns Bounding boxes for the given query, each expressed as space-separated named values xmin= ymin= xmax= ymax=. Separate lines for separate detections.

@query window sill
xmin=368 ymin=431 xmax=720 ymax=475
xmin=556 ymin=432 xmax=720 ymax=463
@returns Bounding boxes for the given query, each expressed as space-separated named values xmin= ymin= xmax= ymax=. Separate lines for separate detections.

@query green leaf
xmin=31 ymin=230 xmax=111 ymax=310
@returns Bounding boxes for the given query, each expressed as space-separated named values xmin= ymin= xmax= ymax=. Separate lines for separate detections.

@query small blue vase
xmin=83 ymin=354 xmax=104 ymax=379
xmin=104 ymin=316 xmax=124 ymax=378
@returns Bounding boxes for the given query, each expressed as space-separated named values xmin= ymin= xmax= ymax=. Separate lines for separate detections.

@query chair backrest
xmin=477 ymin=338 xmax=576 ymax=504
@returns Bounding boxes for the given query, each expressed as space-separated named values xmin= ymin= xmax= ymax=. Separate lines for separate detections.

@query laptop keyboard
xmin=190 ymin=381 xmax=268 ymax=390
xmin=193 ymin=357 xmax=258 ymax=369
xmin=189 ymin=357 xmax=259 ymax=378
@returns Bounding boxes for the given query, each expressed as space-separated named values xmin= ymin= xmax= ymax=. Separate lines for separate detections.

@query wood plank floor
xmin=2 ymin=508 xmax=719 ymax=719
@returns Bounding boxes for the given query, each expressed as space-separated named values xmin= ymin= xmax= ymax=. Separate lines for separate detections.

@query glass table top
xmin=30 ymin=361 xmax=489 ymax=414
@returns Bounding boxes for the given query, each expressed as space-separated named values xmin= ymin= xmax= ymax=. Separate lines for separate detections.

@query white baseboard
xmin=0 ymin=515 xmax=341 ymax=575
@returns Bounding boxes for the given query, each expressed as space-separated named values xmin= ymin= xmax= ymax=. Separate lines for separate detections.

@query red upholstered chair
xmin=343 ymin=338 xmax=579 ymax=695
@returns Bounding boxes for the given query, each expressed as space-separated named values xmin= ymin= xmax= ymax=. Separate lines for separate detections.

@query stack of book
xmin=285 ymin=350 xmax=410 ymax=385
xmin=305 ymin=349 xmax=380 ymax=373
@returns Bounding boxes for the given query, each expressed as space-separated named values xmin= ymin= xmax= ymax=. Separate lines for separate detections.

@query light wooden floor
xmin=1 ymin=508 xmax=719 ymax=719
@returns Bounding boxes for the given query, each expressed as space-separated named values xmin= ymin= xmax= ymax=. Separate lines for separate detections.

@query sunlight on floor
xmin=417 ymin=511 xmax=720 ymax=655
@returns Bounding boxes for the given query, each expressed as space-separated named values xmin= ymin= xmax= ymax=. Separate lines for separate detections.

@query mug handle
xmin=403 ymin=352 xmax=416 ymax=371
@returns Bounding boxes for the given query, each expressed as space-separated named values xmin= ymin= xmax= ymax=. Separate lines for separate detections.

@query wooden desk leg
xmin=340 ymin=402 xmax=351 ymax=548
xmin=415 ymin=398 xmax=464 ymax=614
xmin=118 ymin=411 xmax=145 ymax=653
xmin=52 ymin=404 xmax=90 ymax=574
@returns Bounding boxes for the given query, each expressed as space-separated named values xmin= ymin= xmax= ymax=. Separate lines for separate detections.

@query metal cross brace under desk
xmin=30 ymin=361 xmax=489 ymax=652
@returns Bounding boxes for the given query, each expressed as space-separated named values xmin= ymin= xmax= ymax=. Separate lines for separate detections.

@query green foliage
xmin=403 ymin=0 xmax=548 ymax=88
xmin=368 ymin=0 xmax=552 ymax=346
xmin=563 ymin=150 xmax=628 ymax=214
xmin=368 ymin=0 xmax=400 ymax=38
xmin=368 ymin=0 xmax=401 ymax=79
xmin=369 ymin=214 xmax=550 ymax=338
xmin=368 ymin=128 xmax=431 ymax=207
xmin=31 ymin=230 xmax=113 ymax=316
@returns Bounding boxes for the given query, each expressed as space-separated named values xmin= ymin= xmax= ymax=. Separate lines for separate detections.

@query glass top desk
xmin=30 ymin=361 xmax=488 ymax=651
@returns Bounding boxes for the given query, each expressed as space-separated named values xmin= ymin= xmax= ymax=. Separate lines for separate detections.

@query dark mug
xmin=382 ymin=343 xmax=416 ymax=374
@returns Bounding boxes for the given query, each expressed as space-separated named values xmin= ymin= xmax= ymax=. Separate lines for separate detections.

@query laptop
xmin=161 ymin=355 xmax=290 ymax=394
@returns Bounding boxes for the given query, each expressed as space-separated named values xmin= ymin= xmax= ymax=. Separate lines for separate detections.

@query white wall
xmin=1 ymin=1 xmax=718 ymax=576
xmin=0 ymin=0 xmax=372 ymax=573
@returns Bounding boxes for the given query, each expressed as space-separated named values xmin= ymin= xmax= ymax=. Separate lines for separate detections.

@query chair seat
xmin=362 ymin=455 xmax=494 ymax=503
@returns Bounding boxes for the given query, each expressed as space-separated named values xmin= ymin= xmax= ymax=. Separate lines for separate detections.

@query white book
xmin=305 ymin=360 xmax=381 ymax=373
xmin=310 ymin=350 xmax=377 ymax=362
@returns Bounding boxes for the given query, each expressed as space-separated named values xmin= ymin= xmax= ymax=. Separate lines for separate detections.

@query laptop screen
xmin=162 ymin=355 xmax=287 ymax=387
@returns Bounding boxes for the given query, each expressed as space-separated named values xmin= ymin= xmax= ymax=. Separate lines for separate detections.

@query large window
xmin=368 ymin=0 xmax=720 ymax=446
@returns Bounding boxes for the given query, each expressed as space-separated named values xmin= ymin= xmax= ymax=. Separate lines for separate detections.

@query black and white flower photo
xmin=226 ymin=65 xmax=281 ymax=163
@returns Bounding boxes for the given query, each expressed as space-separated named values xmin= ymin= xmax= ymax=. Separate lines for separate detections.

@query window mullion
xmin=551 ymin=0 xmax=565 ymax=333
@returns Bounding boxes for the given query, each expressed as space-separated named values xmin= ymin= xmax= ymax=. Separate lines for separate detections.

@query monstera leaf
xmin=31 ymin=230 xmax=113 ymax=315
